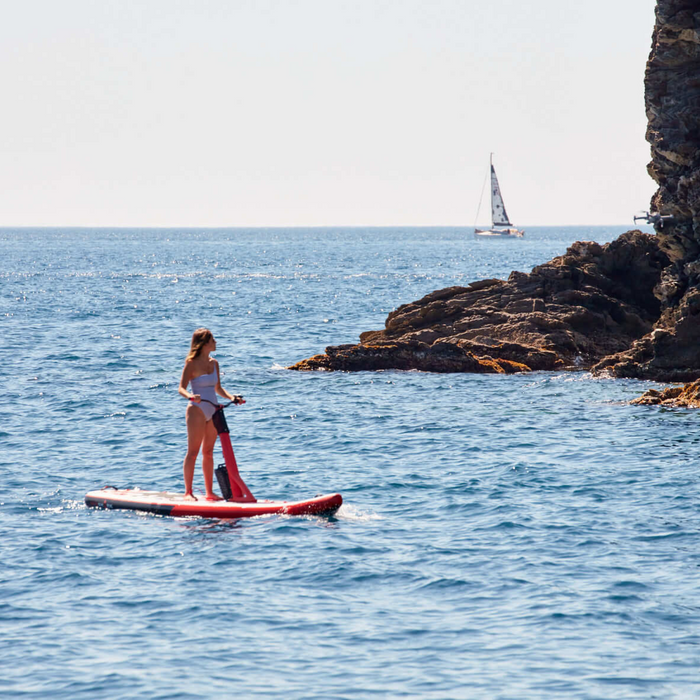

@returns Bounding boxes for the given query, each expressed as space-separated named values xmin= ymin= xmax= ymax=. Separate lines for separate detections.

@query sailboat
xmin=474 ymin=155 xmax=524 ymax=237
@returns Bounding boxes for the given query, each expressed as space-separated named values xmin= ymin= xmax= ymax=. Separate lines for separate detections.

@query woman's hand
xmin=190 ymin=394 xmax=201 ymax=403
xmin=233 ymin=395 xmax=246 ymax=405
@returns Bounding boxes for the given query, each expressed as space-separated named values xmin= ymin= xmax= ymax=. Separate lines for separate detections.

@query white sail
xmin=490 ymin=164 xmax=511 ymax=227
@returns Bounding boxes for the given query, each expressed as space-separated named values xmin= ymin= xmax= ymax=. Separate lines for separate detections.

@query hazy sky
xmin=1 ymin=0 xmax=658 ymax=227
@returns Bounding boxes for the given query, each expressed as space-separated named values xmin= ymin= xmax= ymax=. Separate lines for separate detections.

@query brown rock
xmin=289 ymin=231 xmax=669 ymax=373
xmin=287 ymin=354 xmax=333 ymax=371
xmin=632 ymin=379 xmax=700 ymax=407
xmin=598 ymin=1 xmax=700 ymax=382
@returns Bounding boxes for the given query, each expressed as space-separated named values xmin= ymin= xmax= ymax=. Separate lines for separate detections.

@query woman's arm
xmin=178 ymin=361 xmax=198 ymax=401
xmin=214 ymin=361 xmax=245 ymax=404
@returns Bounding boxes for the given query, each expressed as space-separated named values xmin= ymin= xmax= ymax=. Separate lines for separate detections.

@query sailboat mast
xmin=489 ymin=153 xmax=494 ymax=226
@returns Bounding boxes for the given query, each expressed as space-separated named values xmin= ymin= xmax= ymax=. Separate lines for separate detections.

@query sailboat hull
xmin=474 ymin=227 xmax=524 ymax=237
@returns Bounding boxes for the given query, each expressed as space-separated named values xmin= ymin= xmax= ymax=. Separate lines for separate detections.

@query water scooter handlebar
xmin=193 ymin=396 xmax=245 ymax=409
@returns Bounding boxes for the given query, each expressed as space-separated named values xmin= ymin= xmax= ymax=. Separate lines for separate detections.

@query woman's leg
xmin=183 ymin=404 xmax=206 ymax=499
xmin=201 ymin=418 xmax=220 ymax=500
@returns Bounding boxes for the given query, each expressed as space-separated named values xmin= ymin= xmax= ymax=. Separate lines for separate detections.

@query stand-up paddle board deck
xmin=85 ymin=488 xmax=342 ymax=519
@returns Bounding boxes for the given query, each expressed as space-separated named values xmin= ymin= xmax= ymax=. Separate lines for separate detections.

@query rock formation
xmin=290 ymin=232 xmax=670 ymax=374
xmin=290 ymin=1 xmax=700 ymax=385
xmin=596 ymin=0 xmax=700 ymax=382
xmin=632 ymin=378 xmax=700 ymax=407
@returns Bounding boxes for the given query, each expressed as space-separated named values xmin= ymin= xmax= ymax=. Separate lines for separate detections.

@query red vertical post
xmin=219 ymin=432 xmax=256 ymax=502
xmin=212 ymin=405 xmax=256 ymax=503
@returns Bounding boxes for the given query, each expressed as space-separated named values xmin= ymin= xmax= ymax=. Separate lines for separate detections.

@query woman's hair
xmin=186 ymin=328 xmax=213 ymax=361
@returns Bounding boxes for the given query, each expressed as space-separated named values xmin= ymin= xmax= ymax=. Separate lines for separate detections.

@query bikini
xmin=189 ymin=368 xmax=219 ymax=421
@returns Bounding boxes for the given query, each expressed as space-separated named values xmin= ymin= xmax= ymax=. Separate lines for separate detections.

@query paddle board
xmin=85 ymin=487 xmax=342 ymax=519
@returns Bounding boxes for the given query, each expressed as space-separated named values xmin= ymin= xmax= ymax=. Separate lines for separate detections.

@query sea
xmin=3 ymin=225 xmax=700 ymax=699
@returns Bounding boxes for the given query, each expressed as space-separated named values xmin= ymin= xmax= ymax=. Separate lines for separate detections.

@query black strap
xmin=195 ymin=397 xmax=242 ymax=409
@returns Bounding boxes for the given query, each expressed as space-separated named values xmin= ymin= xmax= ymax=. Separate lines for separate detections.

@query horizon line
xmin=0 ymin=222 xmax=652 ymax=230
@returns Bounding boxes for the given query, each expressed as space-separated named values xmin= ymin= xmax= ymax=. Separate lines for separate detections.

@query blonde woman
xmin=178 ymin=328 xmax=244 ymax=500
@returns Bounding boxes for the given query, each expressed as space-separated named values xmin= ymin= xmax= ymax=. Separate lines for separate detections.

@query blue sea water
xmin=3 ymin=225 xmax=700 ymax=699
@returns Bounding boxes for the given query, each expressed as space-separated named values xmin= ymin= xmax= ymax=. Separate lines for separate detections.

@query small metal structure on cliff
xmin=633 ymin=211 xmax=675 ymax=229
xmin=474 ymin=154 xmax=524 ymax=238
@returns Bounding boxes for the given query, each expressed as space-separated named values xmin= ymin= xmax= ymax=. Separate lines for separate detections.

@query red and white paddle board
xmin=85 ymin=488 xmax=342 ymax=519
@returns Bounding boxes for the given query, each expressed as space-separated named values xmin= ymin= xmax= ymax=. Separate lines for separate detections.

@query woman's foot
xmin=205 ymin=493 xmax=223 ymax=501
xmin=184 ymin=492 xmax=197 ymax=501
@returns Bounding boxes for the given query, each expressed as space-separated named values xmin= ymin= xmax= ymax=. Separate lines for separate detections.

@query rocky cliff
xmin=594 ymin=0 xmax=700 ymax=381
xmin=290 ymin=0 xmax=700 ymax=384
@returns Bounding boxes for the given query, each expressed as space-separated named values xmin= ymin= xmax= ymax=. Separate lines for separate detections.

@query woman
xmin=178 ymin=328 xmax=244 ymax=500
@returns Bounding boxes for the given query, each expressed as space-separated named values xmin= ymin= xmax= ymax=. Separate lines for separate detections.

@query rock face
xmin=593 ymin=0 xmax=700 ymax=381
xmin=291 ymin=1 xmax=700 ymax=384
xmin=646 ymin=0 xmax=700 ymax=266
xmin=290 ymin=232 xmax=670 ymax=374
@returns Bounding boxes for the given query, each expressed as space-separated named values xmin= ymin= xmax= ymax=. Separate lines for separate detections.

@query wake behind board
xmin=85 ymin=488 xmax=342 ymax=519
